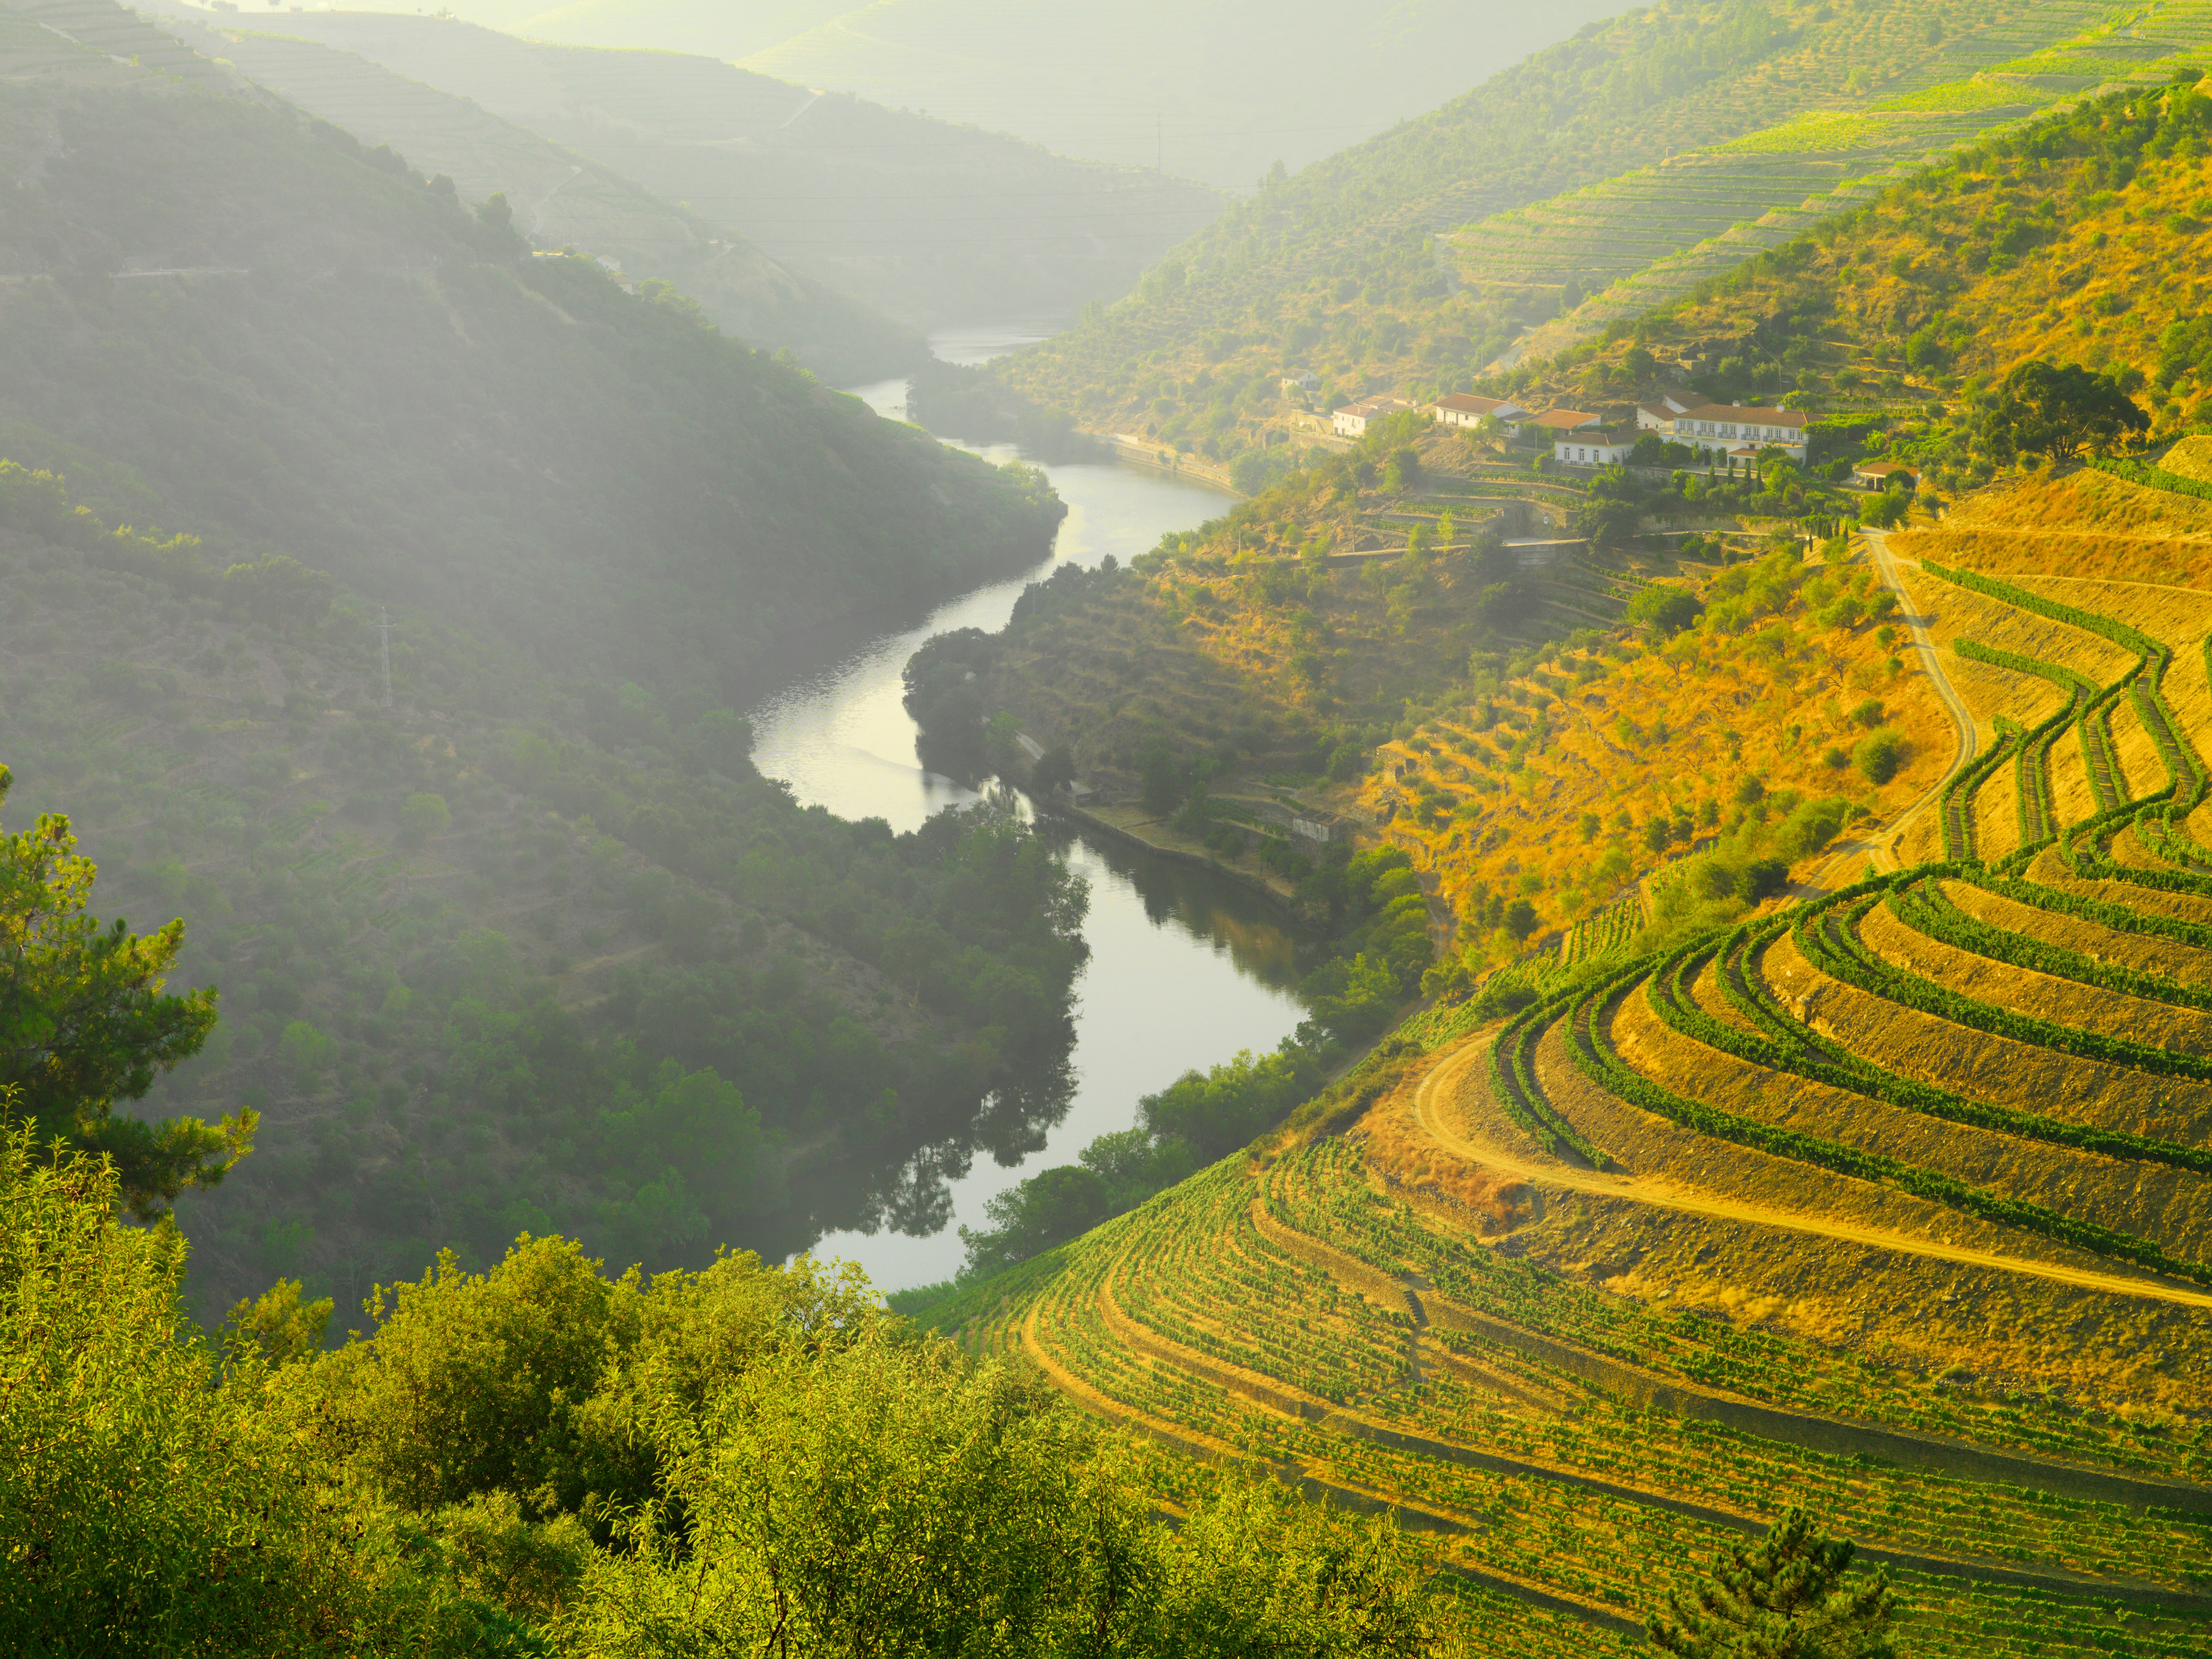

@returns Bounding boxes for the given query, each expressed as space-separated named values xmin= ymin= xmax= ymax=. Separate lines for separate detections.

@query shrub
xmin=399 ymin=791 xmax=451 ymax=847
xmin=1854 ymin=726 xmax=1905 ymax=784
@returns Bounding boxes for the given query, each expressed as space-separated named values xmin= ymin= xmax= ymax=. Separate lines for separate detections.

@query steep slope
xmin=0 ymin=34 xmax=1089 ymax=1321
xmin=0 ymin=69 xmax=1060 ymax=704
xmin=994 ymin=0 xmax=2163 ymax=466
xmin=917 ymin=497 xmax=2212 ymax=1656
xmin=136 ymin=8 xmax=925 ymax=379
xmin=144 ymin=3 xmax=1223 ymax=330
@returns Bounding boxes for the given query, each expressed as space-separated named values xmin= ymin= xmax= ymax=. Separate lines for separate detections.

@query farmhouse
xmin=1852 ymin=459 xmax=1918 ymax=489
xmin=1331 ymin=393 xmax=1419 ymax=437
xmin=1428 ymin=392 xmax=1526 ymax=428
xmin=1280 ymin=369 xmax=1319 ymax=394
xmin=1636 ymin=391 xmax=1710 ymax=431
xmin=1554 ymin=426 xmax=1635 ymax=466
xmin=1513 ymin=407 xmax=1603 ymax=438
xmin=1667 ymin=401 xmax=1807 ymax=462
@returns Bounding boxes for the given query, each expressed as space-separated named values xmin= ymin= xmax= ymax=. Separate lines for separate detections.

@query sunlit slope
xmin=923 ymin=490 xmax=2212 ymax=1654
xmin=1504 ymin=0 xmax=2212 ymax=360
xmin=995 ymin=0 xmax=2131 ymax=458
xmin=137 ymin=12 xmax=921 ymax=379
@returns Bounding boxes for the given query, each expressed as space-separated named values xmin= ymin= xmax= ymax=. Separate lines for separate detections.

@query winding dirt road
xmin=1809 ymin=529 xmax=1980 ymax=885
xmin=1409 ymin=1034 xmax=2212 ymax=1311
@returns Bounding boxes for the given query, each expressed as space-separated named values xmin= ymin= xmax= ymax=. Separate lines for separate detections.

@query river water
xmin=745 ymin=328 xmax=1306 ymax=1290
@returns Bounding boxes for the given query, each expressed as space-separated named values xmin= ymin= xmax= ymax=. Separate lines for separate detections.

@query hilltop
xmin=140 ymin=1 xmax=1223 ymax=333
xmin=991 ymin=0 xmax=2201 ymax=470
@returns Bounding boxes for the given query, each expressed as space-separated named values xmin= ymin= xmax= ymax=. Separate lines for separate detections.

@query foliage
xmin=0 ymin=767 xmax=238 ymax=1218
xmin=1982 ymin=360 xmax=2148 ymax=464
xmin=1647 ymin=1507 xmax=1896 ymax=1659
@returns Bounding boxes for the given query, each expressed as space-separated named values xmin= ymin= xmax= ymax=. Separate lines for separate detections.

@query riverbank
xmin=1033 ymin=793 xmax=1306 ymax=915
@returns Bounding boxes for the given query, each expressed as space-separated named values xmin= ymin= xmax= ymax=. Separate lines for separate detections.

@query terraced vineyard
xmin=1501 ymin=0 xmax=2212 ymax=359
xmin=924 ymin=556 xmax=2212 ymax=1652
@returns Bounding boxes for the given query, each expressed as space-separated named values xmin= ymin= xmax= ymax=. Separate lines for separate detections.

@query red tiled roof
xmin=1530 ymin=408 xmax=1602 ymax=430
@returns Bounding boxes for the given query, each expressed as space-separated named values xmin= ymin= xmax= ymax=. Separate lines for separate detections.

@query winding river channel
xmin=745 ymin=328 xmax=1306 ymax=1290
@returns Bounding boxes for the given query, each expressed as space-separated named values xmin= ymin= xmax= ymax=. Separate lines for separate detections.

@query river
xmin=745 ymin=326 xmax=1306 ymax=1290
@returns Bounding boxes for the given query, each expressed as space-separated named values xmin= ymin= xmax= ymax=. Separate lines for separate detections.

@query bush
xmin=399 ymin=791 xmax=451 ymax=847
xmin=1626 ymin=585 xmax=1701 ymax=635
xmin=1854 ymin=726 xmax=1906 ymax=785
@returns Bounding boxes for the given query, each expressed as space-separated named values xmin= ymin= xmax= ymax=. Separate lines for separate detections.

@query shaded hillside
xmin=995 ymin=0 xmax=2141 ymax=467
xmin=0 ymin=75 xmax=1060 ymax=705
xmin=145 ymin=3 xmax=1224 ymax=331
xmin=137 ymin=7 xmax=925 ymax=380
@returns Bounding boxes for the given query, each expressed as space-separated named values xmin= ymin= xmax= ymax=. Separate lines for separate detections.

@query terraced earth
xmin=920 ymin=548 xmax=2212 ymax=1651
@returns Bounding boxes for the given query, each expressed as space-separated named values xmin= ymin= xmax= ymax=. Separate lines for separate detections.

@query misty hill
xmin=993 ymin=0 xmax=2130 ymax=465
xmin=457 ymin=0 xmax=1636 ymax=194
xmin=135 ymin=8 xmax=924 ymax=380
xmin=0 ymin=66 xmax=1059 ymax=703
xmin=144 ymin=3 xmax=1223 ymax=331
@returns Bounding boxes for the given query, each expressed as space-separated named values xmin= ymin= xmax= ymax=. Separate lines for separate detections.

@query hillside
xmin=991 ymin=0 xmax=2188 ymax=469
xmin=0 ymin=41 xmax=1088 ymax=1320
xmin=0 ymin=69 xmax=1060 ymax=702
xmin=917 ymin=473 xmax=2212 ymax=1652
xmin=417 ymin=0 xmax=1637 ymax=192
xmin=131 ymin=5 xmax=924 ymax=379
xmin=1501 ymin=72 xmax=2212 ymax=491
xmin=142 ymin=3 xmax=1224 ymax=332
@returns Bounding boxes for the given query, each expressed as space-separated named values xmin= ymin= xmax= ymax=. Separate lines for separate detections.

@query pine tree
xmin=0 ymin=763 xmax=243 ymax=1216
xmin=1647 ymin=1507 xmax=1898 ymax=1659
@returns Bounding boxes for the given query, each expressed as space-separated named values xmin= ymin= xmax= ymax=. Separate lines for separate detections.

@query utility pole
xmin=378 ymin=607 xmax=394 ymax=709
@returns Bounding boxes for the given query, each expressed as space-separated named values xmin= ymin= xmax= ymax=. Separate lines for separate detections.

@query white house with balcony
xmin=1667 ymin=402 xmax=1807 ymax=462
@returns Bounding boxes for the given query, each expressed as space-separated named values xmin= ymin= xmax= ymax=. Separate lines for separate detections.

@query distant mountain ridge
xmin=140 ymin=1 xmax=1224 ymax=333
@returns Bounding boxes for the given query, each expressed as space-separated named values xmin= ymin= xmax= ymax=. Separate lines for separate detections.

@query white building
xmin=1667 ymin=402 xmax=1807 ymax=462
xmin=1554 ymin=426 xmax=1635 ymax=467
xmin=1428 ymin=392 xmax=1526 ymax=429
xmin=1331 ymin=394 xmax=1420 ymax=438
xmin=1636 ymin=392 xmax=1709 ymax=432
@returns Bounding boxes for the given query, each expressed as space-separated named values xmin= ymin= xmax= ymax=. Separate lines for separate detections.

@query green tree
xmin=957 ymin=1164 xmax=1112 ymax=1279
xmin=1987 ymin=359 xmax=2148 ymax=463
xmin=1627 ymin=585 xmax=1701 ymax=634
xmin=400 ymin=791 xmax=452 ymax=847
xmin=277 ymin=1018 xmax=332 ymax=1090
xmin=1854 ymin=727 xmax=1905 ymax=785
xmin=0 ymin=766 xmax=239 ymax=1217
xmin=222 ymin=1276 xmax=335 ymax=1367
xmin=1031 ymin=744 xmax=1078 ymax=794
xmin=1647 ymin=1507 xmax=1896 ymax=1658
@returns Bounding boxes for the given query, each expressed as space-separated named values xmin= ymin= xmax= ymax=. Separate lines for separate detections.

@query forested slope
xmin=0 ymin=74 xmax=1059 ymax=703
xmin=135 ymin=6 xmax=927 ymax=380
xmin=0 ymin=53 xmax=1086 ymax=1320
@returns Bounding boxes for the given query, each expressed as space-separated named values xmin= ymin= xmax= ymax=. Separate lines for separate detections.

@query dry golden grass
xmin=2163 ymin=435 xmax=2212 ymax=486
xmin=1943 ymin=878 xmax=2212 ymax=989
xmin=1864 ymin=899 xmax=2212 ymax=1061
xmin=1759 ymin=927 xmax=2212 ymax=1150
xmin=1369 ymin=593 xmax=1951 ymax=939
xmin=1610 ymin=971 xmax=2212 ymax=1263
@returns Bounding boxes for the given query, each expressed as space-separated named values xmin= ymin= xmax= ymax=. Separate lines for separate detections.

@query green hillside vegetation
xmin=135 ymin=5 xmax=925 ymax=381
xmin=0 ymin=74 xmax=1059 ymax=701
xmin=161 ymin=5 xmax=1223 ymax=332
xmin=993 ymin=0 xmax=2133 ymax=468
xmin=0 ymin=457 xmax=1090 ymax=1324
xmin=1503 ymin=72 xmax=2212 ymax=496
xmin=2 ymin=1133 xmax=1464 ymax=1655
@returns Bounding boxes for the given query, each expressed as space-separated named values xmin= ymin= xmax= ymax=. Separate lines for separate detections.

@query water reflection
xmin=744 ymin=334 xmax=1308 ymax=1289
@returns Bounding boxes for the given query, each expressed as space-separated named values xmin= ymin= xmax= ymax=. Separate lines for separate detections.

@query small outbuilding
xmin=1852 ymin=460 xmax=1918 ymax=489
xmin=1554 ymin=426 xmax=1635 ymax=467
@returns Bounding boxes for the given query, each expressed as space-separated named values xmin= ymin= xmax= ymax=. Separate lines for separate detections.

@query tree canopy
xmin=0 ymin=765 xmax=239 ymax=1217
